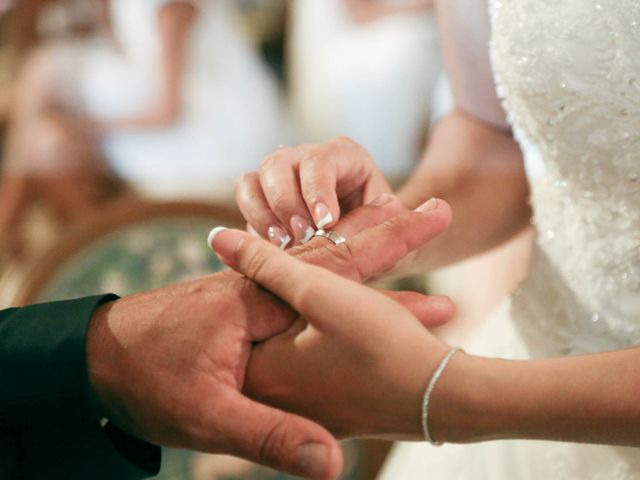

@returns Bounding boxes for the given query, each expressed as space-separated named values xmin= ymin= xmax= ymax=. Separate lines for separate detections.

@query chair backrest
xmin=12 ymin=198 xmax=243 ymax=305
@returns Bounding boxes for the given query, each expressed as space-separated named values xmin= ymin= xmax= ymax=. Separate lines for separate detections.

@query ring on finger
xmin=312 ymin=229 xmax=347 ymax=245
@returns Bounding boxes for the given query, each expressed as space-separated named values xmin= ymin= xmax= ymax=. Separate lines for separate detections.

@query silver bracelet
xmin=421 ymin=346 xmax=461 ymax=446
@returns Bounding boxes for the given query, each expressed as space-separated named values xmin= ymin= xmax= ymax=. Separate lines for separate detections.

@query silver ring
xmin=312 ymin=229 xmax=347 ymax=245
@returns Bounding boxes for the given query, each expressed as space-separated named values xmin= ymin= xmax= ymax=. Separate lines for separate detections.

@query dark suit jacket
xmin=0 ymin=295 xmax=160 ymax=479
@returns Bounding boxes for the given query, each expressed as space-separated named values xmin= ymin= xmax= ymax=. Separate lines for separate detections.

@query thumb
xmin=218 ymin=391 xmax=343 ymax=480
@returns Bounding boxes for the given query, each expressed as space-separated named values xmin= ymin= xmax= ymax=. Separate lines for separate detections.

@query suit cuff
xmin=0 ymin=295 xmax=161 ymax=478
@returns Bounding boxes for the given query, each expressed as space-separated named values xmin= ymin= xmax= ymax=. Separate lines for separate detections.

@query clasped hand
xmin=87 ymin=192 xmax=453 ymax=480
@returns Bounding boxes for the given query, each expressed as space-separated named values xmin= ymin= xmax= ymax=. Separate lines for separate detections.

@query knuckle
xmin=257 ymin=413 xmax=291 ymax=467
xmin=382 ymin=215 xmax=412 ymax=252
xmin=293 ymin=278 xmax=321 ymax=312
xmin=261 ymin=147 xmax=299 ymax=171
xmin=301 ymin=175 xmax=326 ymax=202
xmin=260 ymin=152 xmax=280 ymax=170
xmin=331 ymin=135 xmax=374 ymax=164
xmin=267 ymin=189 xmax=293 ymax=214
xmin=314 ymin=243 xmax=360 ymax=280
xmin=332 ymin=135 xmax=358 ymax=148
xmin=241 ymin=241 xmax=281 ymax=282
xmin=242 ymin=247 xmax=269 ymax=281
xmin=235 ymin=171 xmax=258 ymax=197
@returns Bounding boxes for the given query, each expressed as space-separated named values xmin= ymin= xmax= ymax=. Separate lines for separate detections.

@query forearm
xmin=99 ymin=106 xmax=181 ymax=131
xmin=344 ymin=0 xmax=432 ymax=23
xmin=430 ymin=348 xmax=640 ymax=446
xmin=394 ymin=110 xmax=530 ymax=275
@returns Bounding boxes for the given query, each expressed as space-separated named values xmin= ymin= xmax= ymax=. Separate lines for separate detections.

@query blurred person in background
xmin=0 ymin=0 xmax=288 ymax=261
xmin=289 ymin=0 xmax=441 ymax=181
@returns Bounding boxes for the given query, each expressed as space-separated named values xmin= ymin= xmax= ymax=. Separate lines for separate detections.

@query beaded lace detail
xmin=490 ymin=0 xmax=640 ymax=357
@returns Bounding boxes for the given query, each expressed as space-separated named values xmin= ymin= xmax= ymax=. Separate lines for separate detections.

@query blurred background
xmin=0 ymin=1 xmax=529 ymax=478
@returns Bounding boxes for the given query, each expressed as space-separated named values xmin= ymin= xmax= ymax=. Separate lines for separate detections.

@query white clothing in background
xmin=289 ymin=0 xmax=442 ymax=179
xmin=79 ymin=0 xmax=289 ymax=200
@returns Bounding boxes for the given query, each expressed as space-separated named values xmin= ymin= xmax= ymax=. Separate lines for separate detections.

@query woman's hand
xmin=210 ymin=204 xmax=452 ymax=440
xmin=236 ymin=136 xmax=392 ymax=248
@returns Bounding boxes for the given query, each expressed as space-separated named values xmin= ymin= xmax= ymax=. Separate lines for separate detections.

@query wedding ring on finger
xmin=312 ymin=229 xmax=347 ymax=245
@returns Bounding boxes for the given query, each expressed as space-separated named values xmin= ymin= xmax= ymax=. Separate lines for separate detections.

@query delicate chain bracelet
xmin=421 ymin=346 xmax=461 ymax=446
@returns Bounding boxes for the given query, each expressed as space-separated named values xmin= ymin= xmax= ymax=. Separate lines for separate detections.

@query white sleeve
xmin=436 ymin=0 xmax=510 ymax=130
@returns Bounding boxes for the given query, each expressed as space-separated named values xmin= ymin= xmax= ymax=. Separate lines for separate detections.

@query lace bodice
xmin=490 ymin=0 xmax=640 ymax=356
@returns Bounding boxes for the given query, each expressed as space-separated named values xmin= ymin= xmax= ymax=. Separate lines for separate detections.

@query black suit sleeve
xmin=0 ymin=295 xmax=161 ymax=479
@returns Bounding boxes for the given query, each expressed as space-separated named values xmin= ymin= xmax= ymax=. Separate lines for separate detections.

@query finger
xmin=212 ymin=390 xmax=343 ymax=480
xmin=297 ymin=137 xmax=392 ymax=229
xmin=259 ymin=148 xmax=316 ymax=245
xmin=247 ymin=223 xmax=259 ymax=236
xmin=290 ymin=193 xmax=404 ymax=257
xmin=302 ymin=198 xmax=453 ymax=282
xmin=381 ymin=291 xmax=455 ymax=328
xmin=209 ymin=227 xmax=418 ymax=337
xmin=235 ymin=171 xmax=292 ymax=249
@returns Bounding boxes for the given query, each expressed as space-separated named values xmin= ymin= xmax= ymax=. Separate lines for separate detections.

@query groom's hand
xmin=87 ymin=271 xmax=343 ymax=480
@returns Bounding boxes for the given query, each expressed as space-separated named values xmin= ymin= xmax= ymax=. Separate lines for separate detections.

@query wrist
xmin=371 ymin=338 xmax=450 ymax=440
xmin=86 ymin=300 xmax=119 ymax=422
xmin=428 ymin=354 xmax=517 ymax=444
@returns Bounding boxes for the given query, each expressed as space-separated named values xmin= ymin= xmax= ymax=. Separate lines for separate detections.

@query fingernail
xmin=290 ymin=215 xmax=315 ymax=244
xmin=207 ymin=226 xmax=227 ymax=250
xmin=368 ymin=193 xmax=394 ymax=206
xmin=314 ymin=203 xmax=333 ymax=229
xmin=415 ymin=197 xmax=439 ymax=212
xmin=267 ymin=225 xmax=291 ymax=249
xmin=208 ymin=227 xmax=245 ymax=257
xmin=297 ymin=443 xmax=329 ymax=480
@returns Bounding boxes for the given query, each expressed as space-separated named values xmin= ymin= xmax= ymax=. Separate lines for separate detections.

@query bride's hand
xmin=235 ymin=136 xmax=392 ymax=247
xmin=210 ymin=219 xmax=450 ymax=440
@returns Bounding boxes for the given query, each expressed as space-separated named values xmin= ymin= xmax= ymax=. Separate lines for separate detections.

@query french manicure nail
xmin=208 ymin=227 xmax=245 ymax=257
xmin=297 ymin=443 xmax=329 ymax=480
xmin=207 ymin=226 xmax=227 ymax=250
xmin=267 ymin=225 xmax=292 ymax=249
xmin=290 ymin=215 xmax=315 ymax=244
xmin=368 ymin=193 xmax=394 ymax=206
xmin=415 ymin=197 xmax=439 ymax=212
xmin=314 ymin=202 xmax=333 ymax=229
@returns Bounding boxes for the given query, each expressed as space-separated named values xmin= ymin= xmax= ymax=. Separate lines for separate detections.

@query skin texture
xmin=214 ymin=214 xmax=640 ymax=449
xmin=86 ymin=198 xmax=454 ymax=480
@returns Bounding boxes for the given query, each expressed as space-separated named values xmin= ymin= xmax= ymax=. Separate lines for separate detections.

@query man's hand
xmin=87 ymin=271 xmax=342 ymax=479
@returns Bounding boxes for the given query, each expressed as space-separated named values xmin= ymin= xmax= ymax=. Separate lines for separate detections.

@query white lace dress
xmin=380 ymin=0 xmax=640 ymax=478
